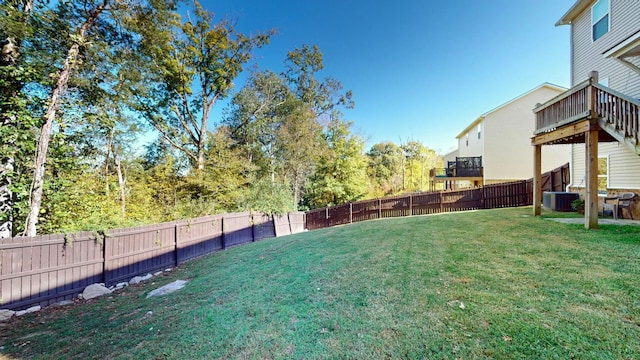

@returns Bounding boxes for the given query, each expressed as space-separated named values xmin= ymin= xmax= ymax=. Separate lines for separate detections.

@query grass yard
xmin=1 ymin=207 xmax=640 ymax=359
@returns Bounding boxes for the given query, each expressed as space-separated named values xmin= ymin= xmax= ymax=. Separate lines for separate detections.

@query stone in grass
xmin=146 ymin=280 xmax=188 ymax=298
xmin=15 ymin=305 xmax=41 ymax=316
xmin=129 ymin=273 xmax=153 ymax=285
xmin=0 ymin=309 xmax=15 ymax=322
xmin=82 ymin=283 xmax=113 ymax=300
xmin=51 ymin=300 xmax=74 ymax=307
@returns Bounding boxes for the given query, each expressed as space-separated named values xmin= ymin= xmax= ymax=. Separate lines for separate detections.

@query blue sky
xmin=201 ymin=0 xmax=576 ymax=154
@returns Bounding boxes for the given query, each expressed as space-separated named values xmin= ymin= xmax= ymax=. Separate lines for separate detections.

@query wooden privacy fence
xmin=0 ymin=212 xmax=305 ymax=311
xmin=306 ymin=163 xmax=569 ymax=230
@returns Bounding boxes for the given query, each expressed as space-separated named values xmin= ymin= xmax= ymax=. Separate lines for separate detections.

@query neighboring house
xmin=431 ymin=84 xmax=571 ymax=190
xmin=532 ymin=0 xmax=640 ymax=227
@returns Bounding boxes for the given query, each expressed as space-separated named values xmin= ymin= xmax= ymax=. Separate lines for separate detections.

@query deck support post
xmin=533 ymin=144 xmax=542 ymax=216
xmin=585 ymin=127 xmax=599 ymax=229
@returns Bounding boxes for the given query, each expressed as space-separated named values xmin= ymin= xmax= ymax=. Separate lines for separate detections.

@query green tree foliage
xmin=283 ymin=44 xmax=354 ymax=116
xmin=3 ymin=0 xmax=450 ymax=235
xmin=401 ymin=141 xmax=440 ymax=192
xmin=366 ymin=142 xmax=404 ymax=197
xmin=304 ymin=118 xmax=367 ymax=209
xmin=225 ymin=70 xmax=290 ymax=179
xmin=132 ymin=1 xmax=274 ymax=171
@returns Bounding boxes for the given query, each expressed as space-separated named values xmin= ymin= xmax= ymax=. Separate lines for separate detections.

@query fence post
xmin=221 ymin=216 xmax=226 ymax=250
xmin=101 ymin=231 xmax=107 ymax=285
xmin=349 ymin=203 xmax=353 ymax=223
xmin=378 ymin=199 xmax=382 ymax=219
xmin=325 ymin=207 xmax=329 ymax=228
xmin=174 ymin=222 xmax=179 ymax=266
xmin=439 ymin=191 xmax=444 ymax=213
xmin=251 ymin=212 xmax=256 ymax=242
xmin=409 ymin=195 xmax=413 ymax=216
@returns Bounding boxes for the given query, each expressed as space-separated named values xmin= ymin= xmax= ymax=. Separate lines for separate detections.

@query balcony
xmin=533 ymin=74 xmax=639 ymax=152
xmin=531 ymin=71 xmax=640 ymax=228
xmin=429 ymin=156 xmax=483 ymax=190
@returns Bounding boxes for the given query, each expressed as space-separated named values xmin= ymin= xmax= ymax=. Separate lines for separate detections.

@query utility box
xmin=543 ymin=192 xmax=580 ymax=212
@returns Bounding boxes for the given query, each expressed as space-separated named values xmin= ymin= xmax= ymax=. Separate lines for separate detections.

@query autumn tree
xmin=366 ymin=142 xmax=404 ymax=197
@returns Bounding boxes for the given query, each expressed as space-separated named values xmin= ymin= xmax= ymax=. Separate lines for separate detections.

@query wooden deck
xmin=533 ymin=74 xmax=639 ymax=150
xmin=531 ymin=72 xmax=640 ymax=228
xmin=429 ymin=156 xmax=483 ymax=190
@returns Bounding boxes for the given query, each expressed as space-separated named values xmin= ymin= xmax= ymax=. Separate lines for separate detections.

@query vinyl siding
xmin=483 ymin=87 xmax=570 ymax=182
xmin=571 ymin=143 xmax=640 ymax=190
xmin=569 ymin=0 xmax=640 ymax=189
xmin=457 ymin=124 xmax=483 ymax=158
xmin=571 ymin=0 xmax=640 ymax=97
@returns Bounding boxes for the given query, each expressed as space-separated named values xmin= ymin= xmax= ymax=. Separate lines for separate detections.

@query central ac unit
xmin=543 ymin=192 xmax=580 ymax=212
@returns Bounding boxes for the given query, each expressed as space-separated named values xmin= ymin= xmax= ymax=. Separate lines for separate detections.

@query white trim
xmin=602 ymin=31 xmax=640 ymax=58
xmin=602 ymin=31 xmax=640 ymax=75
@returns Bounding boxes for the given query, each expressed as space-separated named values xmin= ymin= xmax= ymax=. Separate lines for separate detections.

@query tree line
xmin=0 ymin=0 xmax=441 ymax=237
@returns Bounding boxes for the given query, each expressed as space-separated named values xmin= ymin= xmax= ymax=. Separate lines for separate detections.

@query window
xmin=477 ymin=123 xmax=482 ymax=140
xmin=597 ymin=156 xmax=608 ymax=195
xmin=465 ymin=134 xmax=469 ymax=146
xmin=592 ymin=0 xmax=609 ymax=41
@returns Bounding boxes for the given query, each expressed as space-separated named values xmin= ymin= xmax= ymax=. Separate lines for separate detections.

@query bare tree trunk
xmin=24 ymin=0 xmax=109 ymax=236
xmin=112 ymin=142 xmax=126 ymax=218
xmin=104 ymin=127 xmax=113 ymax=195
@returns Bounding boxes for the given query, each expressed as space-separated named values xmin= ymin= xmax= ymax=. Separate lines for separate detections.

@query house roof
xmin=556 ymin=0 xmax=593 ymax=26
xmin=455 ymin=83 xmax=567 ymax=139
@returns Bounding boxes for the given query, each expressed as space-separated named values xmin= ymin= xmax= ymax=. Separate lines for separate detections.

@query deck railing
xmin=593 ymin=84 xmax=640 ymax=144
xmin=534 ymin=77 xmax=640 ymax=146
xmin=429 ymin=156 xmax=483 ymax=178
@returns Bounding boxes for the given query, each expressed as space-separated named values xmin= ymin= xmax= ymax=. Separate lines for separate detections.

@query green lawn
xmin=2 ymin=207 xmax=640 ymax=359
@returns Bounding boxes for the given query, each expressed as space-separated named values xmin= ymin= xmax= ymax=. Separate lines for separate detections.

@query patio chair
xmin=603 ymin=195 xmax=619 ymax=219
xmin=603 ymin=192 xmax=638 ymax=220
xmin=618 ymin=192 xmax=638 ymax=220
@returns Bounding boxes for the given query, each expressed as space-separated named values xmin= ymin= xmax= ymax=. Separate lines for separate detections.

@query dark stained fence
xmin=105 ymin=222 xmax=177 ymax=286
xmin=412 ymin=192 xmax=442 ymax=216
xmin=381 ymin=196 xmax=411 ymax=218
xmin=305 ymin=163 xmax=570 ymax=230
xmin=352 ymin=199 xmax=381 ymax=222
xmin=0 ymin=211 xmax=304 ymax=311
xmin=176 ymin=215 xmax=223 ymax=264
xmin=253 ymin=213 xmax=276 ymax=241
xmin=0 ymin=233 xmax=103 ymax=310
xmin=222 ymin=212 xmax=253 ymax=248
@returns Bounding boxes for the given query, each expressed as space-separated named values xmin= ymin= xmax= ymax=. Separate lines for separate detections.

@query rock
xmin=129 ymin=273 xmax=152 ymax=285
xmin=82 ymin=283 xmax=113 ymax=300
xmin=0 ymin=309 xmax=15 ymax=322
xmin=153 ymin=271 xmax=163 ymax=277
xmin=51 ymin=300 xmax=74 ymax=307
xmin=164 ymin=268 xmax=172 ymax=272
xmin=15 ymin=305 xmax=41 ymax=316
xmin=146 ymin=280 xmax=188 ymax=298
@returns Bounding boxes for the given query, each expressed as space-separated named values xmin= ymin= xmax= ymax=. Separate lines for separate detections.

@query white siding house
xmin=558 ymin=0 xmax=640 ymax=212
xmin=532 ymin=0 xmax=640 ymax=225
xmin=455 ymin=84 xmax=571 ymax=185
